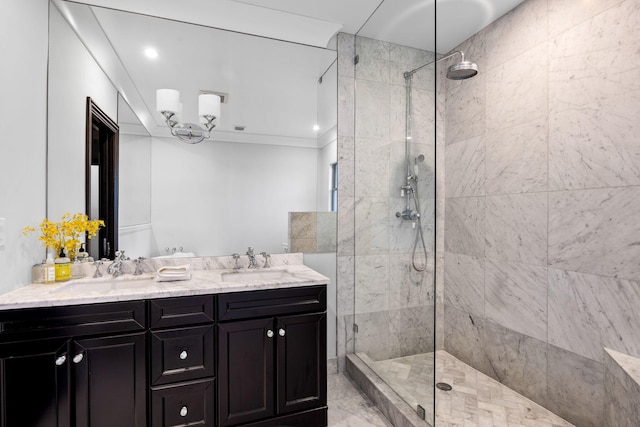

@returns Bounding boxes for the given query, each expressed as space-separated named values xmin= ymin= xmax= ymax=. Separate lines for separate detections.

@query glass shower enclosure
xmin=350 ymin=0 xmax=439 ymax=424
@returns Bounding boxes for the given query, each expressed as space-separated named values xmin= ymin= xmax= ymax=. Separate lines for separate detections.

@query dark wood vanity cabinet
xmin=0 ymin=301 xmax=147 ymax=427
xmin=148 ymin=295 xmax=216 ymax=427
xmin=217 ymin=286 xmax=327 ymax=427
xmin=0 ymin=284 xmax=327 ymax=427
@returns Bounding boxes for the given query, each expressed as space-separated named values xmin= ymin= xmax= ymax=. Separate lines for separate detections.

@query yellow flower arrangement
xmin=23 ymin=212 xmax=104 ymax=257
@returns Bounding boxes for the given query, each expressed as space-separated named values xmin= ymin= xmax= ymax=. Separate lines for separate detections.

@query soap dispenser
xmin=44 ymin=252 xmax=55 ymax=284
xmin=55 ymin=249 xmax=71 ymax=282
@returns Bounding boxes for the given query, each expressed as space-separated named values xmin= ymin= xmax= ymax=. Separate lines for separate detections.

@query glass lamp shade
xmin=156 ymin=89 xmax=180 ymax=113
xmin=198 ymin=93 xmax=221 ymax=118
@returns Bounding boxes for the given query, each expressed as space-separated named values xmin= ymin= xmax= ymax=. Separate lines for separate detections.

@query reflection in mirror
xmin=48 ymin=0 xmax=337 ymax=260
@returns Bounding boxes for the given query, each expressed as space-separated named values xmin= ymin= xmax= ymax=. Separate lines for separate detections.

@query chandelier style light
xmin=156 ymin=89 xmax=221 ymax=144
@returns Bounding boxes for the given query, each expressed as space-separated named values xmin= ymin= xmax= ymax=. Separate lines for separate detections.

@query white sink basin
xmin=220 ymin=269 xmax=298 ymax=283
xmin=52 ymin=274 xmax=155 ymax=293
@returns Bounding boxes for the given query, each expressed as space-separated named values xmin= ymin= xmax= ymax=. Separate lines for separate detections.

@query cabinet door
xmin=0 ymin=339 xmax=70 ymax=427
xmin=276 ymin=313 xmax=327 ymax=415
xmin=73 ymin=333 xmax=146 ymax=427
xmin=218 ymin=318 xmax=275 ymax=427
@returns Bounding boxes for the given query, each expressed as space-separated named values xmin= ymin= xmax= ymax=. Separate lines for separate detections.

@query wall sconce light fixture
xmin=156 ymin=89 xmax=221 ymax=144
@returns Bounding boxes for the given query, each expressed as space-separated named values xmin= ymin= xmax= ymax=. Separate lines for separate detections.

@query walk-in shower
xmin=398 ymin=50 xmax=478 ymax=272
xmin=351 ymin=40 xmax=479 ymax=425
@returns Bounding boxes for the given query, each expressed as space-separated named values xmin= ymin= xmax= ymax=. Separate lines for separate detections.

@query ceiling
xmin=55 ymin=0 xmax=525 ymax=146
xmin=67 ymin=0 xmax=526 ymax=52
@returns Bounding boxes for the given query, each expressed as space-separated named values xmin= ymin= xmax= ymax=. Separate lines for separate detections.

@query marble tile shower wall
xmin=442 ymin=0 xmax=640 ymax=426
xmin=335 ymin=33 xmax=441 ymax=371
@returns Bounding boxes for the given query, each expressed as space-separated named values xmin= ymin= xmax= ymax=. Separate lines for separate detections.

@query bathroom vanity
xmin=0 ymin=255 xmax=328 ymax=427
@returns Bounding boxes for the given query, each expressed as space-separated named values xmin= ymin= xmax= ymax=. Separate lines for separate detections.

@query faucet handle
xmin=246 ymin=247 xmax=254 ymax=256
xmin=260 ymin=252 xmax=271 ymax=268
xmin=231 ymin=253 xmax=241 ymax=270
xmin=133 ymin=257 xmax=145 ymax=276
xmin=93 ymin=260 xmax=104 ymax=278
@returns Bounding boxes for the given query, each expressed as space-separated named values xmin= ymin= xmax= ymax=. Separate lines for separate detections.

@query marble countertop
xmin=0 ymin=253 xmax=329 ymax=310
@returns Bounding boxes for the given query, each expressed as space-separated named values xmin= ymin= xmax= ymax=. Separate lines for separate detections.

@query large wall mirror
xmin=47 ymin=0 xmax=338 ymax=260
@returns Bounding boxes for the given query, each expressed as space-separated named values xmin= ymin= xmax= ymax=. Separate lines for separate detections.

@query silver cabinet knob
xmin=278 ymin=328 xmax=286 ymax=337
xmin=55 ymin=355 xmax=67 ymax=366
xmin=266 ymin=329 xmax=274 ymax=338
xmin=180 ymin=406 xmax=188 ymax=417
xmin=179 ymin=350 xmax=188 ymax=360
xmin=73 ymin=353 xmax=84 ymax=364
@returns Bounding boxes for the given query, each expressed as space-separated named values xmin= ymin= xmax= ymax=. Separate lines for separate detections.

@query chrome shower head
xmin=447 ymin=60 xmax=478 ymax=80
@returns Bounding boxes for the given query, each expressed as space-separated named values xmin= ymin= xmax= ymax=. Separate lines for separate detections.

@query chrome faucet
xmin=107 ymin=250 xmax=127 ymax=277
xmin=246 ymin=247 xmax=259 ymax=269
xmin=231 ymin=253 xmax=241 ymax=270
xmin=260 ymin=252 xmax=271 ymax=268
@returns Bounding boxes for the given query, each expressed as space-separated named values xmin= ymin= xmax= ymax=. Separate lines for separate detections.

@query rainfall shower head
xmin=447 ymin=60 xmax=478 ymax=80
xmin=404 ymin=50 xmax=478 ymax=80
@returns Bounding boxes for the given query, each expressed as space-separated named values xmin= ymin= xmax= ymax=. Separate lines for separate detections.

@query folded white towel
xmin=156 ymin=264 xmax=192 ymax=282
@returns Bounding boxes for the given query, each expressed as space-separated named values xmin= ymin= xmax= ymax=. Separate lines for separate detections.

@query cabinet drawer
xmin=151 ymin=378 xmax=215 ymax=427
xmin=149 ymin=295 xmax=215 ymax=329
xmin=217 ymin=286 xmax=326 ymax=321
xmin=0 ymin=301 xmax=146 ymax=341
xmin=150 ymin=325 xmax=215 ymax=386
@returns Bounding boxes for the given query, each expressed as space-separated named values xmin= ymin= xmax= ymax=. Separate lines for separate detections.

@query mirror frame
xmin=86 ymin=97 xmax=119 ymax=259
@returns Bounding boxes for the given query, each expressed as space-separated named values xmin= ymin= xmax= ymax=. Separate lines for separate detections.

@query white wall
xmin=149 ymin=137 xmax=319 ymax=258
xmin=0 ymin=0 xmax=49 ymax=293
xmin=47 ymin=4 xmax=118 ymax=220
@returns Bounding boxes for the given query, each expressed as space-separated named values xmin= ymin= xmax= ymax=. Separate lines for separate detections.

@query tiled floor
xmin=335 ymin=350 xmax=576 ymax=427
xmin=328 ymin=371 xmax=393 ymax=426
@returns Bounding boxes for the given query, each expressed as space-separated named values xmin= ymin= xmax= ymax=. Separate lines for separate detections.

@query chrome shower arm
xmin=404 ymin=50 xmax=464 ymax=79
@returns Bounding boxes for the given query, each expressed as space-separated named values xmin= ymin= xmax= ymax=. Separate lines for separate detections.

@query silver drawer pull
xmin=179 ymin=350 xmax=188 ymax=360
xmin=266 ymin=329 xmax=274 ymax=338
xmin=278 ymin=328 xmax=286 ymax=337
xmin=180 ymin=406 xmax=188 ymax=417
xmin=73 ymin=353 xmax=84 ymax=364
xmin=55 ymin=355 xmax=67 ymax=366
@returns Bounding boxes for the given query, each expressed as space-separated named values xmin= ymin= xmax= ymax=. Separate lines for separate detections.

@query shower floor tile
xmin=328 ymin=371 xmax=393 ymax=426
xmin=366 ymin=351 xmax=575 ymax=427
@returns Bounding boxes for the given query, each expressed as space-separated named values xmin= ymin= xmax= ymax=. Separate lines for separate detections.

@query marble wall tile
xmin=443 ymin=305 xmax=494 ymax=378
xmin=338 ymin=76 xmax=355 ymax=138
xmin=355 ymin=36 xmax=391 ymax=83
xmin=337 ymin=256 xmax=354 ymax=316
xmin=337 ymin=313 xmax=355 ymax=372
xmin=337 ymin=33 xmax=355 ymax=79
xmin=337 ymin=196 xmax=355 ymax=257
xmin=317 ymin=212 xmax=337 ymax=253
xmin=549 ymin=92 xmax=640 ymax=191
xmin=484 ymin=0 xmax=548 ymax=70
xmin=389 ymin=85 xmax=406 ymax=142
xmin=546 ymin=344 xmax=605 ymax=427
xmin=548 ymin=186 xmax=640 ymax=280
xmin=485 ymin=119 xmax=548 ymax=195
xmin=408 ymin=87 xmax=436 ymax=146
xmin=481 ymin=321 xmax=548 ymax=407
xmin=444 ymin=196 xmax=485 ymax=257
xmin=485 ymin=259 xmax=547 ymax=341
xmin=548 ymin=0 xmax=625 ymax=38
xmin=388 ymin=253 xmax=433 ymax=310
xmin=603 ymin=348 xmax=640 ymax=427
xmin=549 ymin=0 xmax=640 ymax=112
xmin=485 ymin=43 xmax=548 ymax=134
xmin=443 ymin=252 xmax=484 ymax=317
xmin=445 ymin=72 xmax=485 ymax=145
xmin=354 ymin=255 xmax=390 ymax=314
xmin=389 ymin=197 xmax=435 ymax=255
xmin=485 ymin=192 xmax=547 ymax=265
xmin=289 ymin=212 xmax=316 ymax=239
xmin=337 ymin=136 xmax=354 ymax=197
xmin=548 ymin=268 xmax=640 ymax=362
xmin=445 ymin=135 xmax=485 ymax=198
xmin=355 ymin=141 xmax=390 ymax=198
xmin=354 ymin=197 xmax=390 ymax=255
xmin=355 ymin=79 xmax=390 ymax=140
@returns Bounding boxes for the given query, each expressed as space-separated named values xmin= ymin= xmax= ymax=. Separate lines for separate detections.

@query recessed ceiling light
xmin=313 ymin=124 xmax=320 ymax=131
xmin=144 ymin=48 xmax=158 ymax=59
